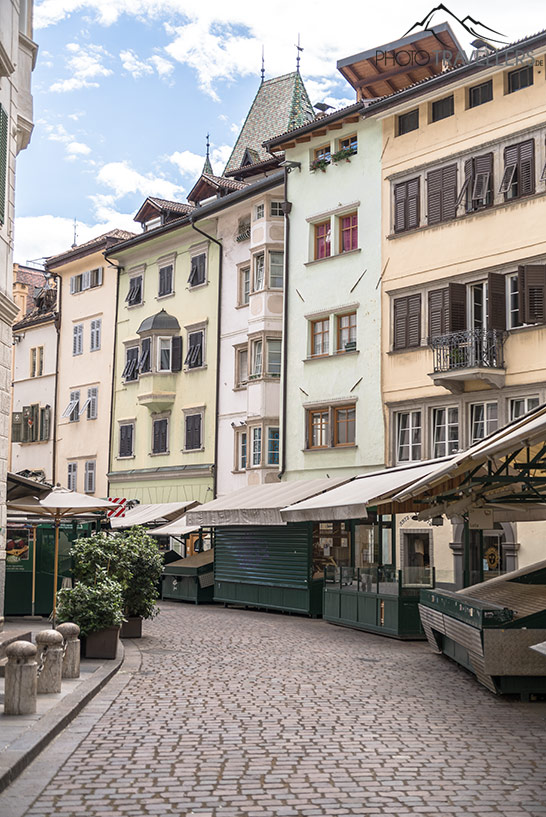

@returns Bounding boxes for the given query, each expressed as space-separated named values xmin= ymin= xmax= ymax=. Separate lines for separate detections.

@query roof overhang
xmin=337 ymin=23 xmax=466 ymax=100
xmin=7 ymin=472 xmax=51 ymax=501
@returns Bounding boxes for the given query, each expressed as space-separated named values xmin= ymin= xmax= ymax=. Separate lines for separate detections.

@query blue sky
xmin=14 ymin=0 xmax=544 ymax=263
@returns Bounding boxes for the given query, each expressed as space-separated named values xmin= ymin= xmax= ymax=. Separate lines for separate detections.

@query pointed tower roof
xmin=223 ymin=71 xmax=315 ymax=175
xmin=202 ymin=133 xmax=213 ymax=176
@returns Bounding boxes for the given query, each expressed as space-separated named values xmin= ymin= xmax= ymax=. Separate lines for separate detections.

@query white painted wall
xmin=11 ymin=319 xmax=56 ymax=481
xmin=216 ymin=183 xmax=284 ymax=496
xmin=282 ymin=118 xmax=384 ymax=480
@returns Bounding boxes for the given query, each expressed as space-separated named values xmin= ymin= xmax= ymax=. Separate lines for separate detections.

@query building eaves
xmin=45 ymin=229 xmax=136 ymax=269
xmin=13 ymin=308 xmax=57 ymax=331
xmin=264 ymin=101 xmax=365 ymax=150
xmin=104 ymin=171 xmax=285 ymax=257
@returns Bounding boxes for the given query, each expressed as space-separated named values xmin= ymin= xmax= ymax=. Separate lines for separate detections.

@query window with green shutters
xmin=0 ymin=104 xmax=8 ymax=227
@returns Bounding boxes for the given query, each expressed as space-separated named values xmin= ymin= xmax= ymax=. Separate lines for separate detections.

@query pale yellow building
xmin=46 ymin=230 xmax=133 ymax=496
xmin=367 ymin=30 xmax=546 ymax=586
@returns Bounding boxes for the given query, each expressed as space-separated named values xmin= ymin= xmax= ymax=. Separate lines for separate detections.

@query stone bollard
xmin=56 ymin=622 xmax=81 ymax=679
xmin=35 ymin=629 xmax=64 ymax=694
xmin=4 ymin=641 xmax=38 ymax=715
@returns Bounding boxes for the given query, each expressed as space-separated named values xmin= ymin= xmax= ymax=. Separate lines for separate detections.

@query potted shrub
xmin=331 ymin=147 xmax=356 ymax=164
xmin=56 ymin=568 xmax=124 ymax=659
xmin=118 ymin=527 xmax=164 ymax=638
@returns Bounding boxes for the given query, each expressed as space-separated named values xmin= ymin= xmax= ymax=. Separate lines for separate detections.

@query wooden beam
xmin=295 ymin=134 xmax=312 ymax=143
xmin=313 ymin=128 xmax=327 ymax=136
xmin=343 ymin=115 xmax=360 ymax=123
xmin=327 ymin=123 xmax=343 ymax=131
xmin=279 ymin=141 xmax=296 ymax=149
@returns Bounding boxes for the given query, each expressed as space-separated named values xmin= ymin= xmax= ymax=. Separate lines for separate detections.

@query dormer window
xmin=145 ymin=216 xmax=162 ymax=231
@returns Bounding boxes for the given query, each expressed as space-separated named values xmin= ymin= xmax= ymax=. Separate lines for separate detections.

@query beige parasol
xmin=8 ymin=486 xmax=118 ymax=621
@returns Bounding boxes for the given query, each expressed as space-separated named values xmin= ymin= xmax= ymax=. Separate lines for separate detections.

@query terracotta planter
xmin=121 ymin=616 xmax=142 ymax=639
xmin=84 ymin=626 xmax=120 ymax=659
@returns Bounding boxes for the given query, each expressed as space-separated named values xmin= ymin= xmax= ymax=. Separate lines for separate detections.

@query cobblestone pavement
xmin=20 ymin=602 xmax=546 ymax=816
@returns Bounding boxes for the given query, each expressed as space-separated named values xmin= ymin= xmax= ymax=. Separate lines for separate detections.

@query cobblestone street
xmin=10 ymin=602 xmax=546 ymax=816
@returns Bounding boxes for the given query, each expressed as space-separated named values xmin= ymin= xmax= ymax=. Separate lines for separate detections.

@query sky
xmin=14 ymin=0 xmax=545 ymax=264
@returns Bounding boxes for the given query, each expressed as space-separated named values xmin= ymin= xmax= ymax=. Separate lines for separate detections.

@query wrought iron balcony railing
xmin=429 ymin=328 xmax=505 ymax=373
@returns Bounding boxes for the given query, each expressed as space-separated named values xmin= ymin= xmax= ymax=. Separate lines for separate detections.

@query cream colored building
xmin=0 ymin=1 xmax=37 ymax=625
xmin=46 ymin=231 xmax=133 ymax=496
xmin=370 ymin=29 xmax=546 ymax=586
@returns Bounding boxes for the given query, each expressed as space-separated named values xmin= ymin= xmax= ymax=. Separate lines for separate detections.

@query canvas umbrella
xmin=7 ymin=486 xmax=118 ymax=621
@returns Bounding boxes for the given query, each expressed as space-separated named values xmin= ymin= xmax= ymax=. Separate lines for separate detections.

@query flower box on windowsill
xmin=309 ymin=158 xmax=330 ymax=173
xmin=248 ymin=373 xmax=261 ymax=380
xmin=331 ymin=148 xmax=356 ymax=164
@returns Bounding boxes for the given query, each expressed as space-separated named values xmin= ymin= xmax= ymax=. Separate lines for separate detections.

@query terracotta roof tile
xmin=46 ymin=228 xmax=136 ymax=267
xmin=146 ymin=197 xmax=195 ymax=214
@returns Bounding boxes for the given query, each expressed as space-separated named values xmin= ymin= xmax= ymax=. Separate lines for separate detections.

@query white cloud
xmin=168 ymin=150 xmax=206 ymax=179
xmin=149 ymin=54 xmax=174 ymax=77
xmin=211 ymin=143 xmax=232 ymax=171
xmin=120 ymin=48 xmax=154 ymax=78
xmin=50 ymin=42 xmax=113 ymax=93
xmin=13 ymin=212 xmax=136 ymax=265
xmin=66 ymin=141 xmax=92 ymax=156
xmin=96 ymin=160 xmax=184 ymax=201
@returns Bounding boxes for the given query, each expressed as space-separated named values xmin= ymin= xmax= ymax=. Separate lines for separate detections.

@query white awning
xmin=148 ymin=516 xmax=200 ymax=537
xmin=394 ymin=404 xmax=546 ymax=503
xmin=186 ymin=478 xmax=348 ymax=526
xmin=110 ymin=500 xmax=199 ymax=529
xmin=280 ymin=460 xmax=451 ymax=522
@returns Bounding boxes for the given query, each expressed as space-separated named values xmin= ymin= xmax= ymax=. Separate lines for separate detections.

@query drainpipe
xmin=52 ymin=273 xmax=61 ymax=485
xmin=105 ymin=259 xmax=123 ymax=497
xmin=190 ymin=217 xmax=222 ymax=499
xmin=278 ymin=166 xmax=291 ymax=479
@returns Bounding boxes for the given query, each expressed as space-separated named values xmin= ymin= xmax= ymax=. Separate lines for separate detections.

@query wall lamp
xmin=279 ymin=160 xmax=301 ymax=173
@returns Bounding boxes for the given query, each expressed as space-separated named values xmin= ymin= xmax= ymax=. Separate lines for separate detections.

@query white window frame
xmin=267 ymin=426 xmax=280 ymax=466
xmin=251 ymin=426 xmax=262 ymax=466
xmin=251 ymin=339 xmax=263 ymax=377
xmin=253 ymin=252 xmax=265 ymax=291
xmin=239 ymin=265 xmax=250 ymax=305
xmin=469 ymin=401 xmax=498 ymax=444
xmin=432 ymin=406 xmax=459 ymax=458
xmin=86 ymin=386 xmax=98 ymax=420
xmin=254 ymin=203 xmax=265 ymax=220
xmin=396 ymin=410 xmax=422 ymax=463
xmin=506 ymin=272 xmax=522 ymax=329
xmin=235 ymin=346 xmax=248 ymax=388
xmin=157 ymin=337 xmax=172 ymax=372
xmin=269 ymin=251 xmax=284 ymax=289
xmin=90 ymin=267 xmax=103 ymax=288
xmin=236 ymin=429 xmax=247 ymax=471
xmin=270 ymin=201 xmax=283 ymax=217
xmin=510 ymin=395 xmax=540 ymax=421
xmin=266 ymin=338 xmax=282 ymax=376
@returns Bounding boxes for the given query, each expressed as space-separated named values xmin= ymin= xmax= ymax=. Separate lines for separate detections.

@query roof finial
xmin=261 ymin=45 xmax=265 ymax=84
xmin=71 ymin=217 xmax=77 ymax=249
xmin=295 ymin=33 xmax=303 ymax=72
xmin=203 ymin=133 xmax=213 ymax=175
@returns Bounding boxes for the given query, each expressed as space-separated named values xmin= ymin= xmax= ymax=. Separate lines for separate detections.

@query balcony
xmin=137 ymin=373 xmax=176 ymax=411
xmin=429 ymin=328 xmax=506 ymax=393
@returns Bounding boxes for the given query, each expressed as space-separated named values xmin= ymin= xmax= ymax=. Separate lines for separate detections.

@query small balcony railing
xmin=429 ymin=328 xmax=505 ymax=373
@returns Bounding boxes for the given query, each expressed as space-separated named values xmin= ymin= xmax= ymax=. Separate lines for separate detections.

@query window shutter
xmin=441 ymin=164 xmax=458 ymax=221
xmin=519 ymin=139 xmax=535 ymax=196
xmin=0 ymin=104 xmax=8 ymax=226
xmin=472 ymin=152 xmax=493 ymax=203
xmin=97 ymin=267 xmax=103 ymax=286
xmin=42 ymin=406 xmax=51 ymax=441
xmin=12 ymin=412 xmax=22 ymax=443
xmin=70 ymin=276 xmax=76 ymax=294
xmin=82 ymin=270 xmax=91 ymax=290
xmin=407 ymin=295 xmax=421 ymax=347
xmin=22 ymin=405 xmax=31 ymax=442
xmin=428 ymin=288 xmax=448 ymax=339
xmin=153 ymin=421 xmax=161 ymax=453
xmin=138 ymin=337 xmax=151 ymax=373
xmin=393 ymin=297 xmax=408 ymax=349
xmin=394 ymin=183 xmax=406 ymax=232
xmin=171 ymin=336 xmax=182 ymax=372
xmin=487 ymin=273 xmax=506 ymax=331
xmin=456 ymin=159 xmax=473 ymax=209
xmin=500 ymin=143 xmax=519 ymax=193
xmin=120 ymin=424 xmax=133 ymax=457
xmin=427 ymin=168 xmax=443 ymax=225
xmin=447 ymin=282 xmax=467 ymax=332
xmin=73 ymin=326 xmax=78 ymax=355
xmin=520 ymin=265 xmax=546 ymax=324
xmin=407 ymin=178 xmax=420 ymax=229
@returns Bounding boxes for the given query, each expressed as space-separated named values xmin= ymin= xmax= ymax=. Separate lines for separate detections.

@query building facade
xmin=377 ymin=30 xmax=546 ymax=586
xmin=0 ymin=0 xmax=37 ymax=626
xmin=106 ymin=214 xmax=220 ymax=506
xmin=46 ymin=231 xmax=133 ymax=497
xmin=10 ymin=273 xmax=57 ymax=482
xmin=266 ymin=107 xmax=384 ymax=483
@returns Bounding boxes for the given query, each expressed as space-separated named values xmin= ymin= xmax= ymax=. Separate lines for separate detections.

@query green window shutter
xmin=12 ymin=412 xmax=22 ymax=443
xmin=0 ymin=103 xmax=8 ymax=227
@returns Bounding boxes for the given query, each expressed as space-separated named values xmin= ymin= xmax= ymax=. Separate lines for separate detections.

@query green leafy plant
xmin=118 ymin=527 xmax=163 ymax=620
xmin=331 ymin=147 xmax=356 ymax=164
xmin=70 ymin=531 xmax=125 ymax=584
xmin=309 ymin=157 xmax=329 ymax=172
xmin=56 ymin=568 xmax=124 ymax=636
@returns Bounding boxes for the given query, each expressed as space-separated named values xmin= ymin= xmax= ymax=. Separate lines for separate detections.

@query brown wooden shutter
xmin=407 ymin=295 xmax=421 ymax=347
xmin=456 ymin=159 xmax=473 ymax=209
xmin=441 ymin=164 xmax=458 ymax=221
xmin=393 ymin=297 xmax=408 ymax=349
xmin=473 ymin=153 xmax=493 ymax=202
xmin=120 ymin=424 xmax=133 ymax=457
xmin=0 ymin=104 xmax=7 ymax=226
xmin=427 ymin=168 xmax=443 ymax=224
xmin=519 ymin=139 xmax=535 ymax=196
xmin=428 ymin=288 xmax=448 ymax=339
xmin=519 ymin=265 xmax=546 ymax=324
xmin=394 ymin=183 xmax=407 ymax=232
xmin=186 ymin=414 xmax=202 ymax=449
xmin=487 ymin=272 xmax=506 ymax=331
xmin=447 ymin=282 xmax=466 ymax=332
xmin=407 ymin=178 xmax=420 ymax=229
xmin=171 ymin=336 xmax=182 ymax=372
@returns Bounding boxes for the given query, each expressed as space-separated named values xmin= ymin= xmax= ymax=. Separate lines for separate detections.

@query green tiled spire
xmin=202 ymin=133 xmax=213 ymax=175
